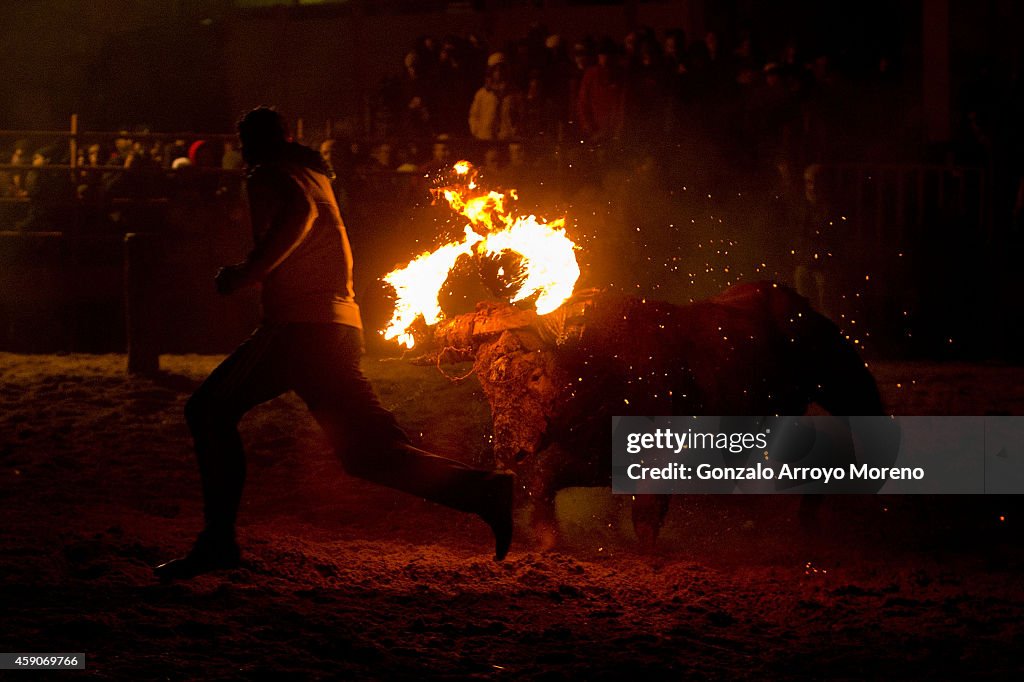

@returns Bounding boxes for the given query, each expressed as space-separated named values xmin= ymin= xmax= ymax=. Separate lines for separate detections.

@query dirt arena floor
xmin=2 ymin=353 xmax=1022 ymax=679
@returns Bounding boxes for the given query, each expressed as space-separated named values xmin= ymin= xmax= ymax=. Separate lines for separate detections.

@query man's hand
xmin=215 ymin=264 xmax=250 ymax=295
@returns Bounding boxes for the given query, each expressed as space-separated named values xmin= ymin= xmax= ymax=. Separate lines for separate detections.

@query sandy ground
xmin=2 ymin=352 xmax=1023 ymax=679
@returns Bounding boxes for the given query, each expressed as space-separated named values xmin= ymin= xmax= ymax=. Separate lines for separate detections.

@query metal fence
xmin=0 ymin=116 xmax=1003 ymax=360
xmin=814 ymin=162 xmax=991 ymax=243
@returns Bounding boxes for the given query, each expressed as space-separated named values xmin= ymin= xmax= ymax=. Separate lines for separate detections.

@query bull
xmin=427 ymin=282 xmax=883 ymax=549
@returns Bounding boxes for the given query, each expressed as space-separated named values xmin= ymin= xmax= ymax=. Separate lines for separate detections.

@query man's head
xmin=237 ymin=107 xmax=289 ymax=165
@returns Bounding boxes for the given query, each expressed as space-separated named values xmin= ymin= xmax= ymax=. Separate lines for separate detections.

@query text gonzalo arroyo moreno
xmin=623 ymin=427 xmax=924 ymax=483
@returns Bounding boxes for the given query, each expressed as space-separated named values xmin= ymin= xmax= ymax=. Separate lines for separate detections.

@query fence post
xmin=124 ymin=232 xmax=160 ymax=375
xmin=69 ymin=114 xmax=78 ymax=170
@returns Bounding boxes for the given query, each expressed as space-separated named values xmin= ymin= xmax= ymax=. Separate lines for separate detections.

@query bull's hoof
xmin=633 ymin=523 xmax=660 ymax=553
xmin=631 ymin=495 xmax=670 ymax=552
xmin=532 ymin=519 xmax=559 ymax=552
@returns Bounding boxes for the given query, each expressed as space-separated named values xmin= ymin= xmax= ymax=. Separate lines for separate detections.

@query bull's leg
xmin=798 ymin=495 xmax=824 ymax=534
xmin=631 ymin=494 xmax=671 ymax=551
xmin=516 ymin=459 xmax=560 ymax=551
xmin=522 ymin=444 xmax=591 ymax=552
xmin=528 ymin=483 xmax=559 ymax=552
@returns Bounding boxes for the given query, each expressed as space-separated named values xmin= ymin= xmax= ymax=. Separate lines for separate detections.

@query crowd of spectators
xmin=2 ymin=22 xmax=1022 ymax=359
xmin=368 ymin=26 xmax=916 ymax=187
xmin=0 ymin=133 xmax=244 ymax=232
xmin=1 ymin=23 xmax=1018 ymax=237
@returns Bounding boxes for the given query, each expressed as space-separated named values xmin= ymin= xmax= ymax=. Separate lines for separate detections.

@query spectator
xmin=413 ymin=34 xmax=439 ymax=80
xmin=663 ymin=29 xmax=687 ymax=74
xmin=373 ymin=142 xmax=395 ymax=171
xmin=1 ymin=139 xmax=32 ymax=199
xmin=222 ymin=142 xmax=244 ymax=170
xmin=732 ymin=30 xmax=759 ymax=80
xmin=165 ymin=139 xmax=189 ymax=166
xmin=662 ymin=29 xmax=693 ymax=137
xmin=778 ymin=41 xmax=807 ymax=92
xmin=106 ymin=144 xmax=168 ymax=233
xmin=320 ymin=137 xmax=356 ymax=215
xmin=381 ymin=51 xmax=434 ymax=139
xmin=802 ymin=53 xmax=842 ymax=161
xmin=530 ymin=34 xmax=572 ymax=136
xmin=565 ymin=41 xmax=593 ymax=134
xmin=18 ymin=145 xmax=73 ymax=232
xmin=747 ymin=62 xmax=799 ymax=182
xmin=0 ymin=139 xmax=33 ymax=229
xmin=792 ymin=163 xmax=836 ymax=317
xmin=520 ymin=73 xmax=540 ymax=138
xmin=468 ymin=53 xmax=525 ymax=142
xmin=688 ymin=30 xmax=733 ymax=130
xmin=418 ymin=135 xmax=453 ymax=180
xmin=624 ymin=34 xmax=668 ymax=148
xmin=76 ymin=143 xmax=107 ymax=210
xmin=433 ymin=37 xmax=474 ymax=136
xmin=577 ymin=39 xmax=625 ymax=143
xmin=107 ymin=136 xmax=133 ymax=166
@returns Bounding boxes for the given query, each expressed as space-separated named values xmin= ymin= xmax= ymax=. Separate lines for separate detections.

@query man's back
xmin=246 ymin=149 xmax=362 ymax=329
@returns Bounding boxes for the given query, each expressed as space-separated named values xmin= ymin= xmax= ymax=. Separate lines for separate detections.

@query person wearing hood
xmin=154 ymin=108 xmax=514 ymax=581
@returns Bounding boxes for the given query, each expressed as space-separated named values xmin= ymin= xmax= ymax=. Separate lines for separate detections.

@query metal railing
xmin=813 ymin=162 xmax=991 ymax=242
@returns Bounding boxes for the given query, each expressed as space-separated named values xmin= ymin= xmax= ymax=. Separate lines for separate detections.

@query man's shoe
xmin=154 ymin=531 xmax=241 ymax=581
xmin=478 ymin=472 xmax=514 ymax=561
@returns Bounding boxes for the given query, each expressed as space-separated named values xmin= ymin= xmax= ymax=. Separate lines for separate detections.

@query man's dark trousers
xmin=185 ymin=323 xmax=494 ymax=535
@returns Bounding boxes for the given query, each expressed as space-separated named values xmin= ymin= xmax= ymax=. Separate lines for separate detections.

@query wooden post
xmin=69 ymin=114 xmax=80 ymax=232
xmin=124 ymin=232 xmax=160 ymax=375
xmin=69 ymin=114 xmax=78 ymax=170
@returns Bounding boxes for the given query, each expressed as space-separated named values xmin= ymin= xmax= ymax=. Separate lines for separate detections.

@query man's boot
xmin=478 ymin=471 xmax=515 ymax=561
xmin=154 ymin=529 xmax=241 ymax=581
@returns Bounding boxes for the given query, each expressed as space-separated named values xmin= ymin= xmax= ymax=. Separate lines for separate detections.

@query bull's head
xmin=473 ymin=329 xmax=567 ymax=472
xmin=429 ymin=295 xmax=596 ymax=473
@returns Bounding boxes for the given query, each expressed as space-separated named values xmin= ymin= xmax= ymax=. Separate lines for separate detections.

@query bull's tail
xmin=804 ymin=312 xmax=884 ymax=415
xmin=718 ymin=283 xmax=884 ymax=416
xmin=775 ymin=288 xmax=884 ymax=416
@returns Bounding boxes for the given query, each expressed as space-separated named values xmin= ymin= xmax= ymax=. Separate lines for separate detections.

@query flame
xmin=382 ymin=227 xmax=482 ymax=349
xmin=477 ymin=216 xmax=578 ymax=314
xmin=381 ymin=161 xmax=580 ymax=347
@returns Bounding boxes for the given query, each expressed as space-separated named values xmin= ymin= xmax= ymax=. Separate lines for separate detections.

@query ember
xmin=381 ymin=162 xmax=580 ymax=348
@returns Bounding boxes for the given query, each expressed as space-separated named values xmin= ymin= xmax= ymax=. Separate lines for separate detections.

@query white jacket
xmin=468 ymin=86 xmax=523 ymax=140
